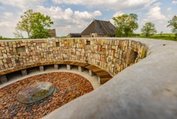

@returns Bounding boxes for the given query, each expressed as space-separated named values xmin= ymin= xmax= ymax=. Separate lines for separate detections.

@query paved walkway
xmin=0 ymin=68 xmax=100 ymax=89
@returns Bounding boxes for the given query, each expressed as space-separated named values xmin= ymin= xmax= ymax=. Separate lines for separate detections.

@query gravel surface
xmin=0 ymin=72 xmax=93 ymax=119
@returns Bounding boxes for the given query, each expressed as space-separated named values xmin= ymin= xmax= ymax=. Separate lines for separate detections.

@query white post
xmin=21 ymin=69 xmax=27 ymax=76
xmin=97 ymin=77 xmax=101 ymax=84
xmin=78 ymin=66 xmax=82 ymax=72
xmin=54 ymin=64 xmax=59 ymax=69
xmin=89 ymin=70 xmax=93 ymax=76
xmin=67 ymin=65 xmax=71 ymax=70
xmin=39 ymin=66 xmax=44 ymax=71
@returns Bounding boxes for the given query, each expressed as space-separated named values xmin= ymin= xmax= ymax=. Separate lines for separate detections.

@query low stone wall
xmin=0 ymin=38 xmax=148 ymax=80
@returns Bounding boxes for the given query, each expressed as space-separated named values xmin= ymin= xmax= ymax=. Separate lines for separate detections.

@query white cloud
xmin=147 ymin=6 xmax=167 ymax=21
xmin=35 ymin=6 xmax=102 ymax=35
xmin=0 ymin=12 xmax=19 ymax=27
xmin=113 ymin=11 xmax=124 ymax=17
xmin=0 ymin=11 xmax=20 ymax=37
xmin=0 ymin=3 xmax=102 ymax=37
xmin=167 ymin=7 xmax=172 ymax=11
xmin=139 ymin=5 xmax=171 ymax=33
xmin=0 ymin=22 xmax=11 ymax=27
xmin=52 ymin=0 xmax=157 ymax=10
xmin=0 ymin=0 xmax=174 ymax=37
xmin=0 ymin=0 xmax=44 ymax=9
xmin=52 ymin=0 xmax=117 ymax=5
xmin=74 ymin=11 xmax=102 ymax=20
xmin=36 ymin=6 xmax=101 ymax=21
xmin=172 ymin=0 xmax=177 ymax=4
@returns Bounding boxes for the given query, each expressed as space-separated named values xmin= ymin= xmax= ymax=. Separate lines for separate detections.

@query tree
xmin=13 ymin=29 xmax=23 ymax=38
xmin=113 ymin=13 xmax=138 ymax=37
xmin=0 ymin=36 xmax=3 ymax=39
xmin=141 ymin=22 xmax=157 ymax=37
xmin=30 ymin=12 xmax=53 ymax=38
xmin=16 ymin=10 xmax=33 ymax=38
xmin=16 ymin=9 xmax=53 ymax=38
xmin=168 ymin=16 xmax=177 ymax=39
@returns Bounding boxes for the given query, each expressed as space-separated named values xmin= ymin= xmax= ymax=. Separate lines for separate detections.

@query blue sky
xmin=0 ymin=0 xmax=176 ymax=37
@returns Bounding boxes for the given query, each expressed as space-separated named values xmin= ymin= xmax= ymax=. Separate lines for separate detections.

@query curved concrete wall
xmin=0 ymin=38 xmax=147 ymax=78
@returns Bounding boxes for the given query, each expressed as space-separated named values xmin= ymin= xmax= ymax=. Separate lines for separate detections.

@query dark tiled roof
xmin=68 ymin=33 xmax=81 ymax=37
xmin=81 ymin=20 xmax=116 ymax=36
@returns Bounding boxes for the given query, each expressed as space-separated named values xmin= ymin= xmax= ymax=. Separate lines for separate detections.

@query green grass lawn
xmin=0 ymin=34 xmax=177 ymax=41
xmin=139 ymin=33 xmax=177 ymax=41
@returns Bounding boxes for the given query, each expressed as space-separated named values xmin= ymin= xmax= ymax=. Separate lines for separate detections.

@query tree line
xmin=113 ymin=13 xmax=177 ymax=39
xmin=1 ymin=10 xmax=176 ymax=39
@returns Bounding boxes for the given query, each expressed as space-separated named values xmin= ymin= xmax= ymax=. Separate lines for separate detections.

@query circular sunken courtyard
xmin=0 ymin=72 xmax=93 ymax=119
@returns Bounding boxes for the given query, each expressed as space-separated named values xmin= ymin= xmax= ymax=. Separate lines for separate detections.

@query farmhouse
xmin=81 ymin=20 xmax=116 ymax=37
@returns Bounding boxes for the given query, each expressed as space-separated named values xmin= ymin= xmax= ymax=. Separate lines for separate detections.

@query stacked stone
xmin=0 ymin=38 xmax=148 ymax=79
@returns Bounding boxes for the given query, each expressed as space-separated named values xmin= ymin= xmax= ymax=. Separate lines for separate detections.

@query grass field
xmin=0 ymin=34 xmax=177 ymax=41
xmin=139 ymin=33 xmax=177 ymax=41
